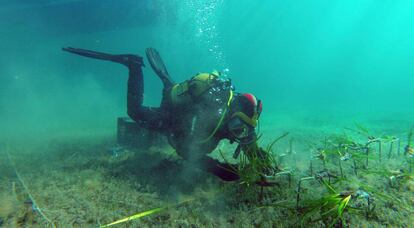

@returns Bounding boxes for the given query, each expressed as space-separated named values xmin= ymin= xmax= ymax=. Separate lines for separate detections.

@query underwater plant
xmin=404 ymin=126 xmax=414 ymax=171
xmin=333 ymin=125 xmax=401 ymax=171
xmin=218 ymin=133 xmax=292 ymax=202
xmin=223 ymin=133 xmax=289 ymax=187
xmin=300 ymin=180 xmax=355 ymax=227
xmin=312 ymin=148 xmax=327 ymax=168
xmin=350 ymin=123 xmax=371 ymax=138
xmin=405 ymin=125 xmax=414 ymax=155
xmin=314 ymin=134 xmax=360 ymax=178
xmin=389 ymin=170 xmax=414 ymax=187
xmin=288 ymin=138 xmax=294 ymax=155
xmin=299 ymin=177 xmax=403 ymax=227
xmin=355 ymin=179 xmax=413 ymax=214
xmin=296 ymin=176 xmax=316 ymax=210
xmin=0 ymin=192 xmax=19 ymax=220
xmin=345 ymin=124 xmax=387 ymax=165
xmin=380 ymin=135 xmax=399 ymax=159
xmin=295 ymin=171 xmax=341 ymax=211
xmin=367 ymin=167 xmax=414 ymax=189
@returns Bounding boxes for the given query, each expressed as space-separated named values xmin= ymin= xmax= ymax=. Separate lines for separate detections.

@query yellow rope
xmin=100 ymin=198 xmax=193 ymax=227
xmin=100 ymin=207 xmax=163 ymax=227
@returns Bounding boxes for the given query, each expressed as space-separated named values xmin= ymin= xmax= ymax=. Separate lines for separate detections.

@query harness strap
xmin=197 ymin=89 xmax=234 ymax=144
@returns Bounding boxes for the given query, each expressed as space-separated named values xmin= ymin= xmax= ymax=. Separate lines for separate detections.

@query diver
xmin=62 ymin=47 xmax=274 ymax=184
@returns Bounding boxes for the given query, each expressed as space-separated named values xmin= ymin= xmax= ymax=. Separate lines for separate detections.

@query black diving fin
xmin=62 ymin=47 xmax=143 ymax=67
xmin=145 ymin=48 xmax=175 ymax=88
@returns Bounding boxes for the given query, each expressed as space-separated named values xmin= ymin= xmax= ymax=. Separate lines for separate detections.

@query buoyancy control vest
xmin=169 ymin=71 xmax=232 ymax=106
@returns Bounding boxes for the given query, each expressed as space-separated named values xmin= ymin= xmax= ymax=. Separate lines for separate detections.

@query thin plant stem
xmin=260 ymin=186 xmax=264 ymax=202
xmin=378 ymin=141 xmax=382 ymax=163
xmin=296 ymin=177 xmax=315 ymax=210
xmin=275 ymin=171 xmax=292 ymax=187
xmin=288 ymin=173 xmax=292 ymax=187
xmin=388 ymin=141 xmax=394 ymax=159
xmin=11 ymin=181 xmax=17 ymax=200
xmin=397 ymin=138 xmax=401 ymax=156
xmin=310 ymin=160 xmax=313 ymax=176
xmin=365 ymin=146 xmax=370 ymax=169
xmin=353 ymin=159 xmax=358 ymax=176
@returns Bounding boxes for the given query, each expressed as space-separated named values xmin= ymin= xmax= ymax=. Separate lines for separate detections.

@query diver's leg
xmin=145 ymin=48 xmax=175 ymax=89
xmin=62 ymin=47 xmax=166 ymax=130
xmin=126 ymin=63 xmax=166 ymax=130
xmin=174 ymin=144 xmax=239 ymax=181
xmin=63 ymin=47 xmax=143 ymax=67
xmin=199 ymin=156 xmax=240 ymax=181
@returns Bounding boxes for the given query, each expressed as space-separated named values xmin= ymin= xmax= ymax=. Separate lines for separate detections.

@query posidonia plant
xmin=405 ymin=126 xmax=414 ymax=154
xmin=300 ymin=180 xmax=355 ymax=227
xmin=404 ymin=126 xmax=414 ymax=171
xmin=364 ymin=167 xmax=414 ymax=188
xmin=219 ymin=133 xmax=289 ymax=187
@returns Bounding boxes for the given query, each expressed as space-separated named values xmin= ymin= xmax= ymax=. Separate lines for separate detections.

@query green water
xmin=0 ymin=0 xmax=414 ymax=142
xmin=2 ymin=2 xmax=414 ymax=227
xmin=1 ymin=0 xmax=413 ymax=138
xmin=156 ymin=0 xmax=414 ymax=117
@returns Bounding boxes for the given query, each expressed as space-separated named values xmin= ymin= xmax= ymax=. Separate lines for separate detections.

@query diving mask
xmin=228 ymin=116 xmax=255 ymax=143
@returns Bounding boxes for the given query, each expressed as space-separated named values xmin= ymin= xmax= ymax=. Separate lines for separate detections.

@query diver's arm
xmin=240 ymin=140 xmax=275 ymax=174
xmin=240 ymin=141 xmax=261 ymax=159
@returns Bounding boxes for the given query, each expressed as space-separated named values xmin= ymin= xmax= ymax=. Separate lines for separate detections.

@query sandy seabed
xmin=1 ymin=115 xmax=414 ymax=227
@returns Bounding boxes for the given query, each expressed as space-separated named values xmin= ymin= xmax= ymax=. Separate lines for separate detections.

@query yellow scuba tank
xmin=170 ymin=71 xmax=221 ymax=106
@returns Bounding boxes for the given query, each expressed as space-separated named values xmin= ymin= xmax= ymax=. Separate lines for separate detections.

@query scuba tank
xmin=170 ymin=71 xmax=232 ymax=106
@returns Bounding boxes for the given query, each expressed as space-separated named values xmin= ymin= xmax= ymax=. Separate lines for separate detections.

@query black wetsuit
xmin=62 ymin=47 xmax=262 ymax=181
xmin=125 ymin=57 xmax=240 ymax=181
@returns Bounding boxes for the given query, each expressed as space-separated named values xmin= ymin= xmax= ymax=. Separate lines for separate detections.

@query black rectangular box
xmin=117 ymin=117 xmax=165 ymax=149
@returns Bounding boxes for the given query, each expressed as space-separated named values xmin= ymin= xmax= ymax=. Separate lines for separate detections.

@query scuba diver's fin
xmin=62 ymin=47 xmax=143 ymax=67
xmin=145 ymin=48 xmax=175 ymax=88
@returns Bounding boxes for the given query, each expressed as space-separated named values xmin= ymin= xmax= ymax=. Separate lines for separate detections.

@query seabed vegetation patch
xmin=1 ymin=124 xmax=414 ymax=227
